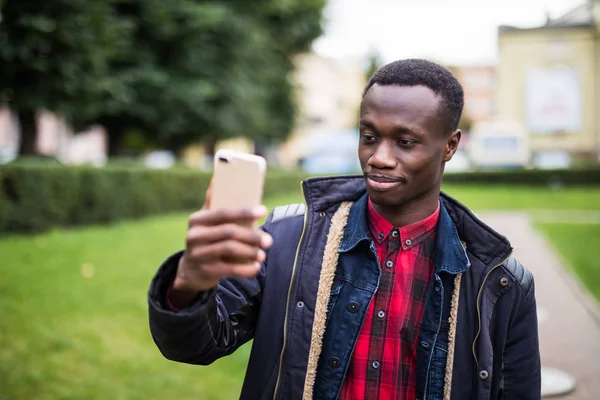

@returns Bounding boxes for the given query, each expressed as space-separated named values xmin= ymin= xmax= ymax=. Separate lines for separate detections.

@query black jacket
xmin=148 ymin=175 xmax=541 ymax=399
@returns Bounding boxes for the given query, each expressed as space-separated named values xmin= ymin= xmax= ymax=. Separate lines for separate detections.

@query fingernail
xmin=257 ymin=249 xmax=266 ymax=262
xmin=253 ymin=205 xmax=268 ymax=217
xmin=255 ymin=262 xmax=262 ymax=270
xmin=261 ymin=233 xmax=273 ymax=248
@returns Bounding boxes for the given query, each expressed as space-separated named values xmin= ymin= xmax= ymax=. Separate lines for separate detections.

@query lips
xmin=365 ymin=174 xmax=405 ymax=192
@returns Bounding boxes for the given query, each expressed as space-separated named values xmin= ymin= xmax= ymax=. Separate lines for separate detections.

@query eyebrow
xmin=359 ymin=120 xmax=423 ymax=136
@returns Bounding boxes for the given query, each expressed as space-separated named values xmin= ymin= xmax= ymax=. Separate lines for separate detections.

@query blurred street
xmin=481 ymin=212 xmax=600 ymax=399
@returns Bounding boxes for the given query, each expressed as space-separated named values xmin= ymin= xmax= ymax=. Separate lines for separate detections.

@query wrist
xmin=172 ymin=256 xmax=217 ymax=293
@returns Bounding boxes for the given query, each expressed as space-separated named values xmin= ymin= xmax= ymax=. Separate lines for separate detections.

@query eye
xmin=398 ymin=139 xmax=416 ymax=147
xmin=360 ymin=134 xmax=377 ymax=144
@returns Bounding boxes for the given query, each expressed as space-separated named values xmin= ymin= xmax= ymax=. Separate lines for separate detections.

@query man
xmin=148 ymin=59 xmax=541 ymax=399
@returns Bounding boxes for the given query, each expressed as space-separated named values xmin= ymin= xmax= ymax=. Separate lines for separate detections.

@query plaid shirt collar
xmin=367 ymin=197 xmax=440 ymax=250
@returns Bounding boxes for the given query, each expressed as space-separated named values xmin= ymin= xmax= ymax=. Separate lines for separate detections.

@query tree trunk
xmin=254 ymin=138 xmax=268 ymax=158
xmin=107 ymin=130 xmax=125 ymax=157
xmin=205 ymin=137 xmax=218 ymax=158
xmin=102 ymin=118 xmax=125 ymax=157
xmin=17 ymin=109 xmax=38 ymax=156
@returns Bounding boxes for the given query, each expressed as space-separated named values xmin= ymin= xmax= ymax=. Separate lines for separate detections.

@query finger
xmin=229 ymin=262 xmax=262 ymax=279
xmin=194 ymin=262 xmax=261 ymax=281
xmin=261 ymin=232 xmax=273 ymax=249
xmin=189 ymin=240 xmax=262 ymax=264
xmin=189 ymin=206 xmax=268 ymax=227
xmin=187 ymin=224 xmax=266 ymax=247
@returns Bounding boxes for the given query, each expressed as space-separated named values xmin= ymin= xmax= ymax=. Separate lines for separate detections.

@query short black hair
xmin=363 ymin=59 xmax=464 ymax=133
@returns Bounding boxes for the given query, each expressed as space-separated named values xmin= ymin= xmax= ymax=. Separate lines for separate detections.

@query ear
xmin=443 ymin=130 xmax=461 ymax=162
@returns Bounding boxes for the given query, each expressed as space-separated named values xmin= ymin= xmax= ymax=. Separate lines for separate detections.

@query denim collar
xmin=338 ymin=193 xmax=470 ymax=275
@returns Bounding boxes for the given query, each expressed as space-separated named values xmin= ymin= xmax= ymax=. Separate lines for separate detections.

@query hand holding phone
xmin=170 ymin=150 xmax=272 ymax=307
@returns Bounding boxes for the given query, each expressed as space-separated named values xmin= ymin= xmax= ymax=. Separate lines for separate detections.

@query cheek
xmin=403 ymin=148 xmax=444 ymax=177
xmin=358 ymin=146 xmax=371 ymax=165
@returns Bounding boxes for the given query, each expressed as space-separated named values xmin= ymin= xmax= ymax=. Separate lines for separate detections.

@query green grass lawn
xmin=535 ymin=223 xmax=600 ymax=303
xmin=441 ymin=184 xmax=600 ymax=211
xmin=0 ymin=194 xmax=299 ymax=400
xmin=1 ymin=185 xmax=599 ymax=399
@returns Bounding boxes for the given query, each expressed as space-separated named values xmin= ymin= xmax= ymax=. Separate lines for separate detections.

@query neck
xmin=372 ymin=189 xmax=440 ymax=227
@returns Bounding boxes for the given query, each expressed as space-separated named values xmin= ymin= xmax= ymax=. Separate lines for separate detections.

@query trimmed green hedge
xmin=443 ymin=167 xmax=600 ymax=186
xmin=0 ymin=165 xmax=310 ymax=234
xmin=1 ymin=166 xmax=201 ymax=234
xmin=1 ymin=164 xmax=599 ymax=235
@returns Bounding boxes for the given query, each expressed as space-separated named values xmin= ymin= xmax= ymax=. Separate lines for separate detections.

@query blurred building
xmin=451 ymin=65 xmax=497 ymax=126
xmin=0 ymin=108 xmax=107 ymax=165
xmin=496 ymin=0 xmax=600 ymax=166
xmin=0 ymin=108 xmax=18 ymax=162
xmin=278 ymin=54 xmax=367 ymax=168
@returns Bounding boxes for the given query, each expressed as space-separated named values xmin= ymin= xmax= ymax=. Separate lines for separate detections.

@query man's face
xmin=358 ymin=84 xmax=460 ymax=210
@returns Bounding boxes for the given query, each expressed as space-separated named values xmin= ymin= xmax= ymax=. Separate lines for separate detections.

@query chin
xmin=367 ymin=187 xmax=409 ymax=208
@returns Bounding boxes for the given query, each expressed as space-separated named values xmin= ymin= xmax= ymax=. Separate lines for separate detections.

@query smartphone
xmin=209 ymin=149 xmax=267 ymax=224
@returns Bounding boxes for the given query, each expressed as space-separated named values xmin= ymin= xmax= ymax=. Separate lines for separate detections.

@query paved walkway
xmin=480 ymin=212 xmax=600 ymax=400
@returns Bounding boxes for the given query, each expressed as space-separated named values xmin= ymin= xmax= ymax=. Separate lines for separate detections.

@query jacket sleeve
xmin=147 ymin=213 xmax=273 ymax=365
xmin=502 ymin=271 xmax=542 ymax=399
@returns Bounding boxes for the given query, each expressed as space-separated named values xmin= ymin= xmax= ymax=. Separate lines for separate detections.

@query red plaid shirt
xmin=339 ymin=198 xmax=440 ymax=400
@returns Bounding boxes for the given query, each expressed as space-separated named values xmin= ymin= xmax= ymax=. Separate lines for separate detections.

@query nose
xmin=368 ymin=141 xmax=397 ymax=169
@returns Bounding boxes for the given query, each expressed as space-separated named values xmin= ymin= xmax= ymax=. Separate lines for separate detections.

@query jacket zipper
xmin=471 ymin=253 xmax=512 ymax=368
xmin=273 ymin=184 xmax=308 ymax=400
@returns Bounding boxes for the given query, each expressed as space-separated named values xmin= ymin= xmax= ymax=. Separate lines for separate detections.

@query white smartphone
xmin=209 ymin=149 xmax=267 ymax=218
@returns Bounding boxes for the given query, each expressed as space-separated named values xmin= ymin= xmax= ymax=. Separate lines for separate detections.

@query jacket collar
xmin=302 ymin=175 xmax=512 ymax=270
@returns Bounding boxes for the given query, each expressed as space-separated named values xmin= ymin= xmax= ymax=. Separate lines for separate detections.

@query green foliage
xmin=0 ymin=164 xmax=204 ymax=233
xmin=365 ymin=52 xmax=381 ymax=83
xmin=0 ymin=0 xmax=327 ymax=155
xmin=443 ymin=167 xmax=600 ymax=186
xmin=457 ymin=115 xmax=473 ymax=133
xmin=0 ymin=164 xmax=310 ymax=234
xmin=442 ymin=184 xmax=600 ymax=211
xmin=0 ymin=0 xmax=131 ymax=119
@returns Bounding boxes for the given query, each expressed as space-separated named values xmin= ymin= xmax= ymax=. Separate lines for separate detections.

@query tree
xmin=365 ymin=51 xmax=382 ymax=82
xmin=145 ymin=0 xmax=328 ymax=156
xmin=458 ymin=115 xmax=474 ymax=134
xmin=0 ymin=0 xmax=130 ymax=155
xmin=0 ymin=0 xmax=327 ymax=157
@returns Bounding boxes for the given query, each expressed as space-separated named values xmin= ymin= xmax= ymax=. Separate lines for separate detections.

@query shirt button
xmin=405 ymin=239 xmax=412 ymax=246
xmin=391 ymin=230 xmax=399 ymax=238
xmin=385 ymin=260 xmax=393 ymax=268
xmin=421 ymin=341 xmax=430 ymax=349
xmin=377 ymin=310 xmax=385 ymax=319
xmin=372 ymin=361 xmax=380 ymax=369
xmin=377 ymin=233 xmax=384 ymax=240
xmin=479 ymin=370 xmax=489 ymax=380
xmin=347 ymin=301 xmax=359 ymax=313
xmin=328 ymin=357 xmax=340 ymax=368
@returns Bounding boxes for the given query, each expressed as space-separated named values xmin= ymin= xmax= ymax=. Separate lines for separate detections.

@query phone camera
xmin=218 ymin=156 xmax=230 ymax=163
